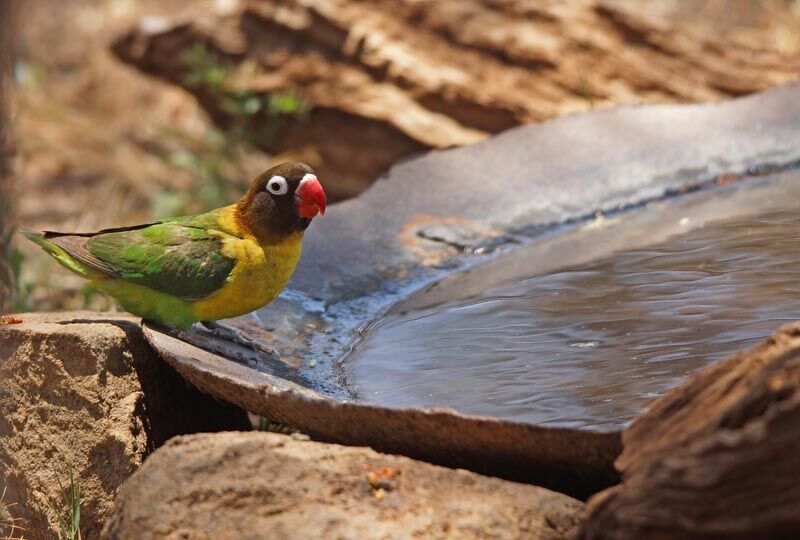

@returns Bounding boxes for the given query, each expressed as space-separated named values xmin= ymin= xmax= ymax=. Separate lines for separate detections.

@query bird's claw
xmin=198 ymin=320 xmax=281 ymax=360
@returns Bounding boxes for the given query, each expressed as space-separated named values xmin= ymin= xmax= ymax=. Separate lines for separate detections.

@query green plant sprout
xmin=47 ymin=470 xmax=82 ymax=540
xmin=181 ymin=42 xmax=311 ymax=147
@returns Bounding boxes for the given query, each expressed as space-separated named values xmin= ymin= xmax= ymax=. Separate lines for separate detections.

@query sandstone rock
xmin=577 ymin=321 xmax=800 ymax=539
xmin=0 ymin=312 xmax=251 ymax=540
xmin=102 ymin=431 xmax=583 ymax=540
xmin=112 ymin=0 xmax=800 ymax=198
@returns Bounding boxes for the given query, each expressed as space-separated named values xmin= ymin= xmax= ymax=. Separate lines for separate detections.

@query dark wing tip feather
xmin=41 ymin=221 xmax=163 ymax=239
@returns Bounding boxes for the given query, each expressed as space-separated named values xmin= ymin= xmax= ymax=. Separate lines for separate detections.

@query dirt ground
xmin=5 ymin=0 xmax=800 ymax=312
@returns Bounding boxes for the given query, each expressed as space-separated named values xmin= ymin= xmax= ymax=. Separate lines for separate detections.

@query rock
xmin=102 ymin=431 xmax=583 ymax=540
xmin=0 ymin=312 xmax=251 ymax=540
xmin=111 ymin=0 xmax=800 ymax=198
xmin=577 ymin=321 xmax=800 ymax=539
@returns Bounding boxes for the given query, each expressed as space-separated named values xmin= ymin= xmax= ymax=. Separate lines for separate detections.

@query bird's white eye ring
xmin=266 ymin=175 xmax=289 ymax=195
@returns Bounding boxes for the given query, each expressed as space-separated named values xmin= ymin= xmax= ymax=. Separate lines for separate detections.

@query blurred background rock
xmin=2 ymin=0 xmax=799 ymax=313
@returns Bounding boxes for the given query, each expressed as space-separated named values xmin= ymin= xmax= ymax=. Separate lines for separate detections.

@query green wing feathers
xmin=86 ymin=222 xmax=235 ymax=299
xmin=21 ymin=217 xmax=236 ymax=301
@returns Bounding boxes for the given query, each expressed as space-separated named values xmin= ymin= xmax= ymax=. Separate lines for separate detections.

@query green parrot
xmin=21 ymin=162 xmax=326 ymax=352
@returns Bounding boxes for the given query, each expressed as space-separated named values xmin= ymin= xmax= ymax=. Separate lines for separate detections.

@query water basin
xmin=141 ymin=84 xmax=800 ymax=497
xmin=346 ymin=207 xmax=800 ymax=430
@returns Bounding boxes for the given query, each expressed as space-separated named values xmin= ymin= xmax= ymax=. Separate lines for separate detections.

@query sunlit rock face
xmin=102 ymin=431 xmax=584 ymax=540
xmin=0 ymin=312 xmax=250 ymax=539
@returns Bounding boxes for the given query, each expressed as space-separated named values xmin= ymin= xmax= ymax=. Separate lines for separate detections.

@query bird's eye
xmin=266 ymin=175 xmax=289 ymax=195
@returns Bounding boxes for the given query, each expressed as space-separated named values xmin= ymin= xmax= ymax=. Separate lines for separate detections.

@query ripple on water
xmin=347 ymin=209 xmax=800 ymax=430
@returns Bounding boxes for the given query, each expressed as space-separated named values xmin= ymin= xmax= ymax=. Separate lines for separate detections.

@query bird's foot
xmin=198 ymin=320 xmax=281 ymax=360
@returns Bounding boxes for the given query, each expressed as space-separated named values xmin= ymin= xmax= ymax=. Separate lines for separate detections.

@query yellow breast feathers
xmin=191 ymin=206 xmax=303 ymax=321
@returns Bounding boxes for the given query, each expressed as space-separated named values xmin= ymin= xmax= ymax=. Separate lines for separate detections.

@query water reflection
xmin=347 ymin=209 xmax=800 ymax=430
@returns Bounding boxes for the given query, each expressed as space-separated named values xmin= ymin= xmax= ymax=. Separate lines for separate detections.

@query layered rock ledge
xmin=112 ymin=0 xmax=800 ymax=197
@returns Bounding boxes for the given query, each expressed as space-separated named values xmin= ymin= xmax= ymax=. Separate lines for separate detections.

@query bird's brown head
xmin=237 ymin=162 xmax=327 ymax=243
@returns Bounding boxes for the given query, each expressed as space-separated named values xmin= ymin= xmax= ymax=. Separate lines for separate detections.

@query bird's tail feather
xmin=18 ymin=228 xmax=92 ymax=277
xmin=18 ymin=227 xmax=42 ymax=243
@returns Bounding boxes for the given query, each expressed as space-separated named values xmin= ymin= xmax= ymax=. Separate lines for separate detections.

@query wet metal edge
xmin=143 ymin=324 xmax=621 ymax=499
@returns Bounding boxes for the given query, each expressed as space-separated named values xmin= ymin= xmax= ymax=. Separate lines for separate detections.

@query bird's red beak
xmin=295 ymin=174 xmax=327 ymax=218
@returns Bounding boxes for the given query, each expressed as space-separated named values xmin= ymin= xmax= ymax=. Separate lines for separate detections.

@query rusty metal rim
xmin=143 ymin=323 xmax=621 ymax=499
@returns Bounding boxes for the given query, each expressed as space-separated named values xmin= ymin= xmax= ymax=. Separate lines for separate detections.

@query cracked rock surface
xmin=0 ymin=312 xmax=250 ymax=539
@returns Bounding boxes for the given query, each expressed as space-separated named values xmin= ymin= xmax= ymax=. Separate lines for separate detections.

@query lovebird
xmin=22 ymin=162 xmax=326 ymax=351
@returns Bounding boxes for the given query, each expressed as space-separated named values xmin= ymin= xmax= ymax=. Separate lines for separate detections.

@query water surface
xmin=346 ymin=209 xmax=800 ymax=429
